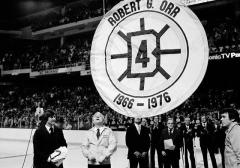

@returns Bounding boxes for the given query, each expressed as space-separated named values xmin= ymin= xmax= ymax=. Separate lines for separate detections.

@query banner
xmin=30 ymin=65 xmax=85 ymax=77
xmin=209 ymin=52 xmax=240 ymax=60
xmin=91 ymin=0 xmax=208 ymax=117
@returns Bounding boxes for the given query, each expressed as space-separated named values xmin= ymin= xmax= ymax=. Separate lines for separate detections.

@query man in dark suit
xmin=150 ymin=116 xmax=164 ymax=168
xmin=197 ymin=115 xmax=217 ymax=168
xmin=160 ymin=118 xmax=182 ymax=168
xmin=33 ymin=110 xmax=67 ymax=168
xmin=216 ymin=123 xmax=226 ymax=168
xmin=126 ymin=117 xmax=150 ymax=168
xmin=182 ymin=117 xmax=196 ymax=168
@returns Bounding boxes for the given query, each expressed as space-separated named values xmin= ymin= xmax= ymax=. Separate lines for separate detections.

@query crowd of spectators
xmin=1 ymin=18 xmax=240 ymax=71
xmin=209 ymin=43 xmax=240 ymax=54
xmin=0 ymin=37 xmax=91 ymax=71
xmin=204 ymin=18 xmax=240 ymax=53
xmin=31 ymin=2 xmax=103 ymax=31
xmin=30 ymin=38 xmax=91 ymax=71
xmin=0 ymin=84 xmax=239 ymax=130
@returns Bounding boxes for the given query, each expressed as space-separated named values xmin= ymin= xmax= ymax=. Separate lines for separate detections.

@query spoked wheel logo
xmin=105 ymin=13 xmax=188 ymax=98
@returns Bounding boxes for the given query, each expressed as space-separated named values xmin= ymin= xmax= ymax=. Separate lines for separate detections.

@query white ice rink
xmin=0 ymin=140 xmax=130 ymax=168
xmin=0 ymin=129 xmax=223 ymax=168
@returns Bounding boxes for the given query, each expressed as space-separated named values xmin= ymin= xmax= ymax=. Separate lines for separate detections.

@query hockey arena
xmin=1 ymin=0 xmax=240 ymax=168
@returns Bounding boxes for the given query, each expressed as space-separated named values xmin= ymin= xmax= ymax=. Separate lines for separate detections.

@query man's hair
xmin=134 ymin=117 xmax=142 ymax=121
xmin=92 ymin=112 xmax=104 ymax=120
xmin=56 ymin=116 xmax=65 ymax=124
xmin=39 ymin=109 xmax=55 ymax=123
xmin=220 ymin=108 xmax=239 ymax=122
xmin=167 ymin=117 xmax=174 ymax=123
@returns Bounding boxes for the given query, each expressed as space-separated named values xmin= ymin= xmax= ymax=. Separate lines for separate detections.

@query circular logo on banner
xmin=91 ymin=0 xmax=208 ymax=117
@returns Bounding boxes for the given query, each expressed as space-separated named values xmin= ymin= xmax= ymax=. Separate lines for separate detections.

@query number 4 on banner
xmin=135 ymin=40 xmax=149 ymax=68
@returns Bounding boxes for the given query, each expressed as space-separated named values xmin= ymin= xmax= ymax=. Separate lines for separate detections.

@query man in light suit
xmin=33 ymin=110 xmax=67 ymax=168
xmin=126 ymin=117 xmax=150 ymax=168
xmin=82 ymin=112 xmax=117 ymax=168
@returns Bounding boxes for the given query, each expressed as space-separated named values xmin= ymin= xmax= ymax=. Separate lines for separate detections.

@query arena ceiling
xmin=0 ymin=0 xmax=114 ymax=20
xmin=0 ymin=0 xmax=236 ymax=30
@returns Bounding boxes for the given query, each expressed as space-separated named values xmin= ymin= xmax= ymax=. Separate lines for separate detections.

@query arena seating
xmin=0 ymin=84 xmax=239 ymax=130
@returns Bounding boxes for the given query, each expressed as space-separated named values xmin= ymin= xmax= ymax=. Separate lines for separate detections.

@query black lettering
xmin=147 ymin=0 xmax=153 ymax=9
xmin=165 ymin=2 xmax=174 ymax=15
xmin=151 ymin=97 xmax=157 ymax=108
xmin=108 ymin=17 xmax=116 ymax=26
xmin=160 ymin=0 xmax=167 ymax=11
xmin=163 ymin=92 xmax=171 ymax=102
xmin=135 ymin=0 xmax=141 ymax=10
xmin=123 ymin=4 xmax=131 ymax=15
xmin=113 ymin=93 xmax=120 ymax=102
xmin=170 ymin=6 xmax=180 ymax=18
xmin=117 ymin=8 xmax=125 ymax=18
xmin=130 ymin=2 xmax=137 ymax=12
xmin=113 ymin=12 xmax=120 ymax=21
xmin=116 ymin=95 xmax=124 ymax=104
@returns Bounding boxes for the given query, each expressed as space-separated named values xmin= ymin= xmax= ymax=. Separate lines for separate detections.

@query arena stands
xmin=0 ymin=83 xmax=239 ymax=130
xmin=205 ymin=18 xmax=240 ymax=53
xmin=0 ymin=34 xmax=91 ymax=71
xmin=1 ymin=18 xmax=240 ymax=71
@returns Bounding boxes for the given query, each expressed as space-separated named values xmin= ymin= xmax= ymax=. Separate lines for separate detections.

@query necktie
xmin=169 ymin=129 xmax=173 ymax=136
xmin=138 ymin=125 xmax=141 ymax=134
xmin=96 ymin=128 xmax=100 ymax=139
xmin=50 ymin=127 xmax=54 ymax=134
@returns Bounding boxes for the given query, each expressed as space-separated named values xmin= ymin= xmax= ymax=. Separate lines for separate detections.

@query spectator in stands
xmin=141 ymin=118 xmax=149 ymax=128
xmin=35 ymin=102 xmax=44 ymax=126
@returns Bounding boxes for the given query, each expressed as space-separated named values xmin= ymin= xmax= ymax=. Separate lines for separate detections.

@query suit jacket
xmin=196 ymin=121 xmax=215 ymax=146
xmin=150 ymin=123 xmax=165 ymax=147
xmin=216 ymin=126 xmax=226 ymax=150
xmin=126 ymin=124 xmax=150 ymax=159
xmin=33 ymin=125 xmax=67 ymax=168
xmin=225 ymin=123 xmax=240 ymax=168
xmin=181 ymin=124 xmax=195 ymax=146
xmin=82 ymin=126 xmax=117 ymax=165
xmin=160 ymin=128 xmax=183 ymax=159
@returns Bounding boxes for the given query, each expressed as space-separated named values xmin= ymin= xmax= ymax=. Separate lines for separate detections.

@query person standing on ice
xmin=82 ymin=112 xmax=117 ymax=168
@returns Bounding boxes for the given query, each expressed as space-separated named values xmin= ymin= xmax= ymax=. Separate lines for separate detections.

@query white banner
xmin=209 ymin=52 xmax=240 ymax=60
xmin=91 ymin=0 xmax=208 ymax=117
xmin=30 ymin=65 xmax=85 ymax=77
